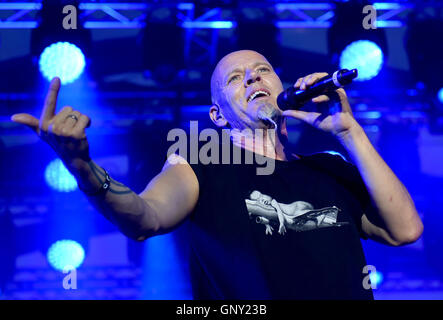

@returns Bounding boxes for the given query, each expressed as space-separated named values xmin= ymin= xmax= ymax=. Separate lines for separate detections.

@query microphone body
xmin=277 ymin=69 xmax=358 ymax=111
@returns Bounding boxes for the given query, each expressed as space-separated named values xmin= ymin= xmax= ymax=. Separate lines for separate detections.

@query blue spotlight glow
xmin=438 ymin=88 xmax=443 ymax=103
xmin=370 ymin=270 xmax=384 ymax=288
xmin=47 ymin=239 xmax=85 ymax=271
xmin=141 ymin=233 xmax=192 ymax=299
xmin=339 ymin=40 xmax=384 ymax=81
xmin=181 ymin=21 xmax=235 ymax=29
xmin=39 ymin=42 xmax=86 ymax=84
xmin=44 ymin=158 xmax=78 ymax=192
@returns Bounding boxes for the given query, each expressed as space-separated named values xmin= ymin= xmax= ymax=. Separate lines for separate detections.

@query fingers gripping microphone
xmin=277 ymin=69 xmax=358 ymax=111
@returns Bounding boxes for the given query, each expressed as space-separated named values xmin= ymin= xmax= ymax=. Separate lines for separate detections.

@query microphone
xmin=277 ymin=69 xmax=358 ymax=111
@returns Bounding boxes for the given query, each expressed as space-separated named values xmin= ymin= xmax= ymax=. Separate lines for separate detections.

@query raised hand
xmin=11 ymin=77 xmax=92 ymax=170
xmin=281 ymin=72 xmax=359 ymax=139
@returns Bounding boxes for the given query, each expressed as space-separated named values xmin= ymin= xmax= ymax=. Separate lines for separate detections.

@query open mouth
xmin=247 ymin=89 xmax=271 ymax=103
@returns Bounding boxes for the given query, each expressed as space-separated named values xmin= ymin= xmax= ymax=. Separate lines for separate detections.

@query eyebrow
xmin=224 ymin=62 xmax=272 ymax=84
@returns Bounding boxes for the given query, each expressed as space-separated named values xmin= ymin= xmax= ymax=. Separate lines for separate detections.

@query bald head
xmin=208 ymin=49 xmax=283 ymax=130
xmin=210 ymin=50 xmax=270 ymax=105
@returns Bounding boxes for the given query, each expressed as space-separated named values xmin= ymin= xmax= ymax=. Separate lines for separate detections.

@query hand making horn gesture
xmin=11 ymin=77 xmax=92 ymax=171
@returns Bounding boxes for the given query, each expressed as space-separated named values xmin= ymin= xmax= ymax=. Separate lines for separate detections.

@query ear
xmin=209 ymin=104 xmax=229 ymax=128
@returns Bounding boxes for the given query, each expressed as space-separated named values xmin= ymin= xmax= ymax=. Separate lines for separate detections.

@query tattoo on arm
xmin=88 ymin=161 xmax=132 ymax=195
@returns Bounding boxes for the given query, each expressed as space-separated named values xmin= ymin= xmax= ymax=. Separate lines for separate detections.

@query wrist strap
xmin=79 ymin=168 xmax=111 ymax=197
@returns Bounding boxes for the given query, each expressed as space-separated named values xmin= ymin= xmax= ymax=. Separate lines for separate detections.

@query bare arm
xmin=69 ymin=157 xmax=199 ymax=241
xmin=11 ymin=77 xmax=199 ymax=241
xmin=338 ymin=124 xmax=423 ymax=246
xmin=137 ymin=156 xmax=199 ymax=238
xmin=283 ymin=72 xmax=423 ymax=246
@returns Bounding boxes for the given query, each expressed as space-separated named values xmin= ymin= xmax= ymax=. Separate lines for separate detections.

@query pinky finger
xmin=312 ymin=95 xmax=330 ymax=103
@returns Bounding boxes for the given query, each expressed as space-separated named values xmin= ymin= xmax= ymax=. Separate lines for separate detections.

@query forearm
xmin=337 ymin=123 xmax=423 ymax=242
xmin=67 ymin=158 xmax=159 ymax=240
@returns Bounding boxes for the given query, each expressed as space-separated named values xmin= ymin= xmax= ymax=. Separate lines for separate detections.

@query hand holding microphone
xmin=277 ymin=69 xmax=358 ymax=111
xmin=279 ymin=70 xmax=360 ymax=138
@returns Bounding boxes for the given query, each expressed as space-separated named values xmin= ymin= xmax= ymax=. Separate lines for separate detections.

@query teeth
xmin=248 ymin=90 xmax=270 ymax=103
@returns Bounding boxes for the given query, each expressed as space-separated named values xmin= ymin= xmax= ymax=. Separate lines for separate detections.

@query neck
xmin=230 ymin=126 xmax=288 ymax=160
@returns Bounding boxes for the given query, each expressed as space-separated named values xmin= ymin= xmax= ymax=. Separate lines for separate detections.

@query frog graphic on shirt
xmin=245 ymin=190 xmax=348 ymax=235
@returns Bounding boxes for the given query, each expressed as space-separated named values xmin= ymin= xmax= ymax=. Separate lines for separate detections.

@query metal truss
xmin=0 ymin=2 xmax=417 ymax=68
xmin=0 ymin=2 xmax=417 ymax=29
xmin=0 ymin=2 xmax=437 ymax=100
xmin=79 ymin=2 xmax=148 ymax=29
xmin=0 ymin=2 xmax=41 ymax=28
xmin=274 ymin=2 xmax=414 ymax=28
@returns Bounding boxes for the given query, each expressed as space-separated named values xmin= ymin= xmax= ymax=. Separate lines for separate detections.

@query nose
xmin=244 ymin=70 xmax=261 ymax=87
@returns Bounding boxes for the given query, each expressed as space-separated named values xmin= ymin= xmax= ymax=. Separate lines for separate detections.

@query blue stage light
xmin=47 ymin=239 xmax=85 ymax=271
xmin=39 ymin=42 xmax=86 ymax=84
xmin=44 ymin=158 xmax=78 ymax=192
xmin=370 ymin=270 xmax=384 ymax=288
xmin=339 ymin=40 xmax=384 ymax=81
xmin=438 ymin=88 xmax=443 ymax=103
xmin=182 ymin=21 xmax=235 ymax=29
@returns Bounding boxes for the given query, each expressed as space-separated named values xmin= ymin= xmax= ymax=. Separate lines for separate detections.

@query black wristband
xmin=79 ymin=168 xmax=111 ymax=197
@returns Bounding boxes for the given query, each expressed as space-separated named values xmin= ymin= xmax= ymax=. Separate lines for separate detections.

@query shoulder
xmin=298 ymin=151 xmax=366 ymax=187
xmin=162 ymin=153 xmax=204 ymax=191
xmin=301 ymin=151 xmax=353 ymax=170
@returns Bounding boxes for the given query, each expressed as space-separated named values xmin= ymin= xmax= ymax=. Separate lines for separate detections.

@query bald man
xmin=12 ymin=50 xmax=422 ymax=299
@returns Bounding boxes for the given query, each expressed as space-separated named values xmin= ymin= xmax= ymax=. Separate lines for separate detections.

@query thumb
xmin=11 ymin=113 xmax=40 ymax=133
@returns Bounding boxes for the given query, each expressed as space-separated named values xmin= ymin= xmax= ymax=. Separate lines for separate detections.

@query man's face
xmin=211 ymin=50 xmax=284 ymax=130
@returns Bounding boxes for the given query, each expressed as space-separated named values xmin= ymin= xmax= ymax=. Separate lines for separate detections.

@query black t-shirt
xmin=188 ymin=142 xmax=374 ymax=300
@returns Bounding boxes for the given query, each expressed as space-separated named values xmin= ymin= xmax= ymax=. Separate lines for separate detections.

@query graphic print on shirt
xmin=245 ymin=190 xmax=348 ymax=235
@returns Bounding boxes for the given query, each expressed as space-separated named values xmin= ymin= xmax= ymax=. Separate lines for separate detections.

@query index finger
xmin=40 ymin=77 xmax=61 ymax=122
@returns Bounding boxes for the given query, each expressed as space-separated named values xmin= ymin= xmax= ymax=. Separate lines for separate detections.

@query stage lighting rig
xmin=141 ymin=5 xmax=184 ymax=86
xmin=328 ymin=0 xmax=388 ymax=81
xmin=31 ymin=0 xmax=91 ymax=83
xmin=235 ymin=5 xmax=281 ymax=71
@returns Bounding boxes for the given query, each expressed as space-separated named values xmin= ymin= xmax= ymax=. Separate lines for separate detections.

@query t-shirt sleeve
xmin=189 ymin=162 xmax=206 ymax=192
